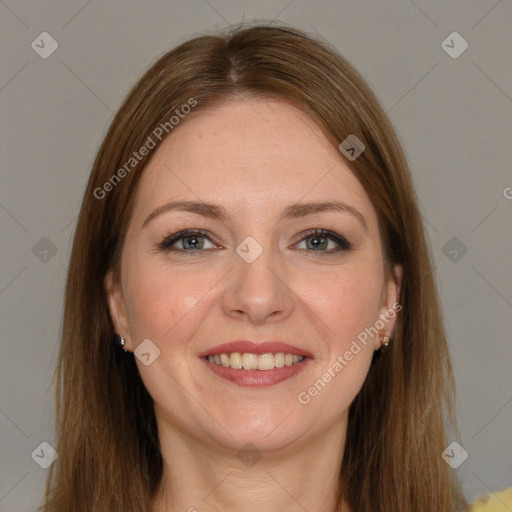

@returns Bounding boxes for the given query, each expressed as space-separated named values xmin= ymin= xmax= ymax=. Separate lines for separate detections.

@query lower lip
xmin=200 ymin=357 xmax=312 ymax=387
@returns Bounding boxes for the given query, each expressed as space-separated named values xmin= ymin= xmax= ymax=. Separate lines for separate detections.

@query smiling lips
xmin=199 ymin=340 xmax=313 ymax=387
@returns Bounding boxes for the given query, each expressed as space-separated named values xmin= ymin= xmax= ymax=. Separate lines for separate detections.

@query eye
xmin=294 ymin=229 xmax=351 ymax=253
xmin=158 ymin=229 xmax=218 ymax=254
xmin=157 ymin=228 xmax=351 ymax=256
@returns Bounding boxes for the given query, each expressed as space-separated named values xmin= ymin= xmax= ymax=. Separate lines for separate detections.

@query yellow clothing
xmin=472 ymin=487 xmax=512 ymax=511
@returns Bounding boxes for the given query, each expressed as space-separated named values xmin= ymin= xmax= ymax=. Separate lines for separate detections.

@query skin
xmin=105 ymin=97 xmax=402 ymax=512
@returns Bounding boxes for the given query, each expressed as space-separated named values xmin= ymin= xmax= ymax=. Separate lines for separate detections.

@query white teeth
xmin=242 ymin=353 xmax=258 ymax=370
xmin=230 ymin=352 xmax=242 ymax=369
xmin=258 ymin=353 xmax=275 ymax=370
xmin=206 ymin=352 xmax=305 ymax=370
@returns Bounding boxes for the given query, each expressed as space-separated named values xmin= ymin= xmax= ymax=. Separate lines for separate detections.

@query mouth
xmin=198 ymin=340 xmax=314 ymax=387
xmin=200 ymin=350 xmax=312 ymax=387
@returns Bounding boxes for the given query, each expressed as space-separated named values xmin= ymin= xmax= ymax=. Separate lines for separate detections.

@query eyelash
xmin=157 ymin=228 xmax=351 ymax=256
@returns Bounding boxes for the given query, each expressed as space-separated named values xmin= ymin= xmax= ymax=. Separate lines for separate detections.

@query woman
xmin=39 ymin=22 xmax=487 ymax=511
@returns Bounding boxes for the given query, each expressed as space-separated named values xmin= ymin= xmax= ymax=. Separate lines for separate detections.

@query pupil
xmin=186 ymin=236 xmax=201 ymax=249
xmin=309 ymin=236 xmax=326 ymax=250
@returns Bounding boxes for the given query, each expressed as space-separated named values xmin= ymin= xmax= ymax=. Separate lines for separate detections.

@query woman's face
xmin=106 ymin=97 xmax=402 ymax=451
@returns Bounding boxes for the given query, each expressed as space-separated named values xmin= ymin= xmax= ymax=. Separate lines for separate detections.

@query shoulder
xmin=471 ymin=487 xmax=512 ymax=511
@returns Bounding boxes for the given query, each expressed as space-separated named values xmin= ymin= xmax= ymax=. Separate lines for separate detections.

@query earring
xmin=381 ymin=335 xmax=390 ymax=349
xmin=114 ymin=333 xmax=128 ymax=352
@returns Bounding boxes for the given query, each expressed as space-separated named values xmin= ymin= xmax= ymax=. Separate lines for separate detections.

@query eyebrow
xmin=142 ymin=200 xmax=368 ymax=233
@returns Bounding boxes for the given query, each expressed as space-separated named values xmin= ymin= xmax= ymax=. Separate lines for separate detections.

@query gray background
xmin=1 ymin=0 xmax=511 ymax=510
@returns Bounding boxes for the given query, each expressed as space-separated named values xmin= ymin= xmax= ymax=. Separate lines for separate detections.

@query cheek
xmin=122 ymin=259 xmax=212 ymax=343
xmin=297 ymin=262 xmax=383 ymax=350
xmin=296 ymin=266 xmax=380 ymax=414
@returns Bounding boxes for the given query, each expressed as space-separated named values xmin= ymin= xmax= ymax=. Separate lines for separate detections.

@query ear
xmin=104 ymin=269 xmax=132 ymax=350
xmin=375 ymin=263 xmax=403 ymax=349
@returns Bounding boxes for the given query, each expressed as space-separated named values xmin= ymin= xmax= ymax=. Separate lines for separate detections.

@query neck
xmin=150 ymin=411 xmax=351 ymax=512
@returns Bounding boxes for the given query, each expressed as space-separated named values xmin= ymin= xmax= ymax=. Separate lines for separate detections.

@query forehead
xmin=131 ymin=97 xmax=376 ymax=227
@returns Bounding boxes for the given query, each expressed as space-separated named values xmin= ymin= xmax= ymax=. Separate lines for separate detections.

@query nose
xmin=221 ymin=243 xmax=295 ymax=325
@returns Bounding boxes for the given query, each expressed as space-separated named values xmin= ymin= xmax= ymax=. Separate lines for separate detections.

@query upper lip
xmin=198 ymin=341 xmax=314 ymax=358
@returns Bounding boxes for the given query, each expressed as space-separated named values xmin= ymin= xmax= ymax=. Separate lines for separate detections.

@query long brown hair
xmin=40 ymin=22 xmax=470 ymax=511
